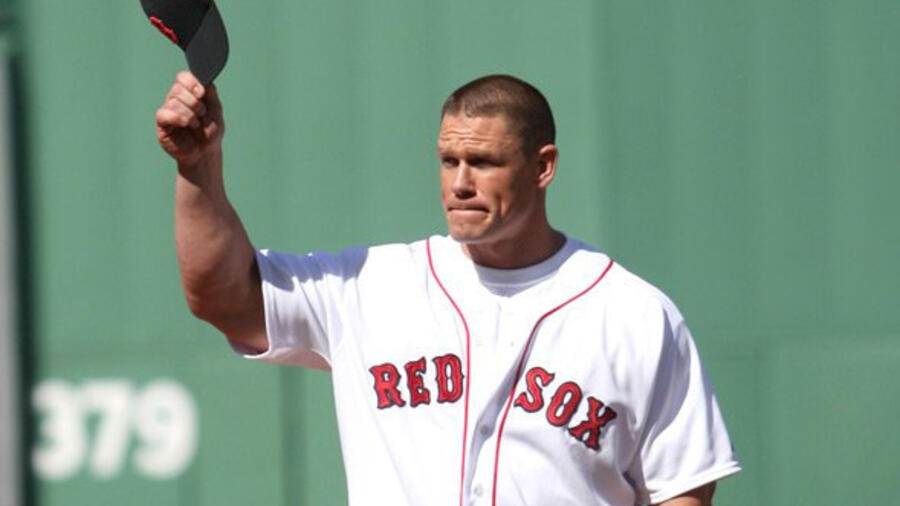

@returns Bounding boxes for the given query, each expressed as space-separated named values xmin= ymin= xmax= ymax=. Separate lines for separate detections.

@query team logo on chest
xmin=513 ymin=366 xmax=618 ymax=451
xmin=368 ymin=354 xmax=617 ymax=452
xmin=369 ymin=353 xmax=464 ymax=409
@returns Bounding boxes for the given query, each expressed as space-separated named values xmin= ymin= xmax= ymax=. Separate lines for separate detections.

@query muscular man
xmin=156 ymin=71 xmax=740 ymax=505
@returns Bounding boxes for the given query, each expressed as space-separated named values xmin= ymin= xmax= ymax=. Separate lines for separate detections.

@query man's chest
xmin=334 ymin=287 xmax=648 ymax=457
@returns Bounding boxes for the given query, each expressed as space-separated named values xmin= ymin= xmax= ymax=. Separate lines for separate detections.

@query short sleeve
xmin=628 ymin=307 xmax=741 ymax=504
xmin=239 ymin=247 xmax=365 ymax=369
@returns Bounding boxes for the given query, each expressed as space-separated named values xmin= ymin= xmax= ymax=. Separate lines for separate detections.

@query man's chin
xmin=447 ymin=227 xmax=489 ymax=244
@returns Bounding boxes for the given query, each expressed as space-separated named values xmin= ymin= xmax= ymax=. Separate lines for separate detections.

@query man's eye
xmin=441 ymin=157 xmax=458 ymax=168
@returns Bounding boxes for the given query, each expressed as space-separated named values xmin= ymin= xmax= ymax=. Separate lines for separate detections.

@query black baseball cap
xmin=140 ymin=0 xmax=229 ymax=85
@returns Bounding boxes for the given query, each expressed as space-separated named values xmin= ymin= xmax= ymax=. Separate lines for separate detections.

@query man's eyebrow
xmin=437 ymin=145 xmax=494 ymax=157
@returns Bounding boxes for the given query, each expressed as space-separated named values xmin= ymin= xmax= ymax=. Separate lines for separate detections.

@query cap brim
xmin=185 ymin=2 xmax=229 ymax=86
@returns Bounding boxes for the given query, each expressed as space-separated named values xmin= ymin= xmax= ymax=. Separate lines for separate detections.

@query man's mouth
xmin=447 ymin=207 xmax=488 ymax=221
xmin=447 ymin=204 xmax=488 ymax=212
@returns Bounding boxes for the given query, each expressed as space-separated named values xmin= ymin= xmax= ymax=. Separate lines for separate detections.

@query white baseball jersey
xmin=244 ymin=234 xmax=740 ymax=505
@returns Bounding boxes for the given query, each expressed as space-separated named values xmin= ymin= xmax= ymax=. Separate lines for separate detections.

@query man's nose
xmin=452 ymin=165 xmax=476 ymax=198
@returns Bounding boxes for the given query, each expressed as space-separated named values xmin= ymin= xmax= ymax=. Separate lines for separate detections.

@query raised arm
xmin=156 ymin=71 xmax=267 ymax=353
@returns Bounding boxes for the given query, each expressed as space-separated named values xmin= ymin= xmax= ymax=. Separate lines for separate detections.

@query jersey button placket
xmin=471 ymin=307 xmax=490 ymax=348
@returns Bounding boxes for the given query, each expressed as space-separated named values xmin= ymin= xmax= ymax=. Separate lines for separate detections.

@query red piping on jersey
xmin=491 ymin=258 xmax=615 ymax=506
xmin=426 ymin=238 xmax=472 ymax=506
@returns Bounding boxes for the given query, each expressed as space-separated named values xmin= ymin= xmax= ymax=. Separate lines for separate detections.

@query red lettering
xmin=404 ymin=357 xmax=431 ymax=407
xmin=568 ymin=397 xmax=617 ymax=450
xmin=369 ymin=363 xmax=405 ymax=409
xmin=546 ymin=381 xmax=582 ymax=426
xmin=433 ymin=354 xmax=463 ymax=403
xmin=513 ymin=367 xmax=555 ymax=413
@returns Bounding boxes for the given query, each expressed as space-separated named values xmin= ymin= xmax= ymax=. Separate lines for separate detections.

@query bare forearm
xmin=157 ymin=73 xmax=266 ymax=351
xmin=174 ymin=153 xmax=262 ymax=341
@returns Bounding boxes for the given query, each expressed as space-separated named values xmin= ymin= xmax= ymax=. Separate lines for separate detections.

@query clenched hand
xmin=156 ymin=71 xmax=225 ymax=168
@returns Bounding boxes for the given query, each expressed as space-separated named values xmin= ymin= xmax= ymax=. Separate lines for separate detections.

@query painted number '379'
xmin=31 ymin=378 xmax=198 ymax=480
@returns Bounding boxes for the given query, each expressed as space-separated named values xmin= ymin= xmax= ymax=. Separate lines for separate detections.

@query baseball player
xmin=156 ymin=71 xmax=740 ymax=505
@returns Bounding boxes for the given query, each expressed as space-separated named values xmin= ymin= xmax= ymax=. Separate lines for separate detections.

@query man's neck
xmin=461 ymin=226 xmax=566 ymax=270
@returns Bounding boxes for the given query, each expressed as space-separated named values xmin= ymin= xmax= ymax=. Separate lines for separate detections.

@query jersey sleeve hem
xmin=228 ymin=249 xmax=333 ymax=370
xmin=648 ymin=461 xmax=742 ymax=504
xmin=232 ymin=339 xmax=332 ymax=369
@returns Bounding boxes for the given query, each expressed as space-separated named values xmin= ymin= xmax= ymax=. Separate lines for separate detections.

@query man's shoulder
xmin=365 ymin=236 xmax=429 ymax=255
xmin=258 ymin=235 xmax=447 ymax=272
xmin=359 ymin=235 xmax=437 ymax=264
xmin=343 ymin=235 xmax=444 ymax=277
xmin=256 ymin=237 xmax=431 ymax=279
xmin=561 ymin=238 xmax=684 ymax=323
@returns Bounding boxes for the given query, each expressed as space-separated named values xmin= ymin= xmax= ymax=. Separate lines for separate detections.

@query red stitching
xmin=426 ymin=238 xmax=472 ymax=506
xmin=491 ymin=258 xmax=615 ymax=506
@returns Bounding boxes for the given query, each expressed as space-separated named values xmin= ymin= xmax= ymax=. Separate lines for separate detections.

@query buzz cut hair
xmin=441 ymin=74 xmax=556 ymax=156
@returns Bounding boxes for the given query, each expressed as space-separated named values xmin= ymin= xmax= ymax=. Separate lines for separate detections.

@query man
xmin=156 ymin=71 xmax=740 ymax=505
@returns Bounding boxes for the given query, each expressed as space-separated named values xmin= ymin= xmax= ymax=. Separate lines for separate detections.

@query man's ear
xmin=535 ymin=144 xmax=559 ymax=190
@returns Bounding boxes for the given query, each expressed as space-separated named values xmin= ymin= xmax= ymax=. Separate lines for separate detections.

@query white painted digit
xmin=32 ymin=378 xmax=199 ymax=480
xmin=132 ymin=379 xmax=198 ymax=479
xmin=31 ymin=380 xmax=87 ymax=480
xmin=81 ymin=380 xmax=133 ymax=479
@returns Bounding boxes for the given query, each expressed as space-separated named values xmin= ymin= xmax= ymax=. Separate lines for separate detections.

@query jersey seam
xmin=426 ymin=238 xmax=473 ymax=506
xmin=490 ymin=258 xmax=615 ymax=506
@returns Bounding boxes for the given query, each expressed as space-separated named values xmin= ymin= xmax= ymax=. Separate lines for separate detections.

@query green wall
xmin=18 ymin=1 xmax=900 ymax=505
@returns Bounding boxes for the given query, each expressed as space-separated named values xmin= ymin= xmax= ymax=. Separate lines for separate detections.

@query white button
xmin=473 ymin=484 xmax=484 ymax=497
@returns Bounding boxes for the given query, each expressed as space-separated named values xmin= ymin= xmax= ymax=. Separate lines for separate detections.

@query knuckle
xmin=172 ymin=87 xmax=199 ymax=108
xmin=180 ymin=91 xmax=198 ymax=107
xmin=155 ymin=108 xmax=170 ymax=123
xmin=166 ymin=86 xmax=181 ymax=102
xmin=171 ymin=97 xmax=194 ymax=115
xmin=163 ymin=98 xmax=180 ymax=114
xmin=167 ymin=95 xmax=185 ymax=109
